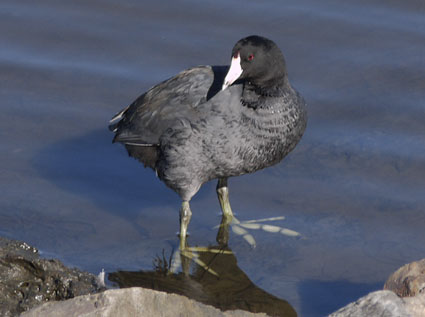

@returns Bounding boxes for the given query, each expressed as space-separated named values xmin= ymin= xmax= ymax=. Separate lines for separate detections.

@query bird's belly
xmin=208 ymin=137 xmax=286 ymax=180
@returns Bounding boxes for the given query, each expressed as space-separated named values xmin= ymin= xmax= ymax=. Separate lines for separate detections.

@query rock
xmin=21 ymin=287 xmax=268 ymax=317
xmin=403 ymin=293 xmax=425 ymax=317
xmin=328 ymin=290 xmax=410 ymax=317
xmin=330 ymin=258 xmax=425 ymax=317
xmin=0 ymin=236 xmax=103 ymax=317
xmin=384 ymin=259 xmax=425 ymax=297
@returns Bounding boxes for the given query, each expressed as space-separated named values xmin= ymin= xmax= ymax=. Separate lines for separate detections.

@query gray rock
xmin=384 ymin=259 xmax=425 ymax=297
xmin=22 ymin=287 xmax=268 ymax=317
xmin=0 ymin=236 xmax=103 ymax=317
xmin=330 ymin=259 xmax=425 ymax=317
xmin=404 ymin=293 xmax=425 ymax=317
xmin=328 ymin=290 xmax=410 ymax=317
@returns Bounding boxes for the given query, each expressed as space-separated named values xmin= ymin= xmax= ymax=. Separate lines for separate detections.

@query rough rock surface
xmin=0 ymin=236 xmax=103 ymax=317
xmin=21 ymin=287 xmax=267 ymax=317
xmin=329 ymin=258 xmax=425 ymax=317
xmin=384 ymin=259 xmax=425 ymax=297
xmin=403 ymin=293 xmax=425 ymax=317
xmin=328 ymin=290 xmax=410 ymax=317
xmin=329 ymin=289 xmax=425 ymax=317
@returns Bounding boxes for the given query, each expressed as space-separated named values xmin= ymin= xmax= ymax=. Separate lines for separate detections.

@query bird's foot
xmin=215 ymin=215 xmax=301 ymax=248
xmin=169 ymin=245 xmax=232 ymax=277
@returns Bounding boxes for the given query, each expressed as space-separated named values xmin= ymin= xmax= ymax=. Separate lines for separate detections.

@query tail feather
xmin=110 ymin=104 xmax=159 ymax=169
xmin=109 ymin=106 xmax=129 ymax=132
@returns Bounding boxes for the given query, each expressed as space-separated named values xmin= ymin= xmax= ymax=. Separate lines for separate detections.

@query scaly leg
xmin=216 ymin=178 xmax=234 ymax=219
xmin=179 ymin=201 xmax=192 ymax=250
xmin=216 ymin=178 xmax=234 ymax=245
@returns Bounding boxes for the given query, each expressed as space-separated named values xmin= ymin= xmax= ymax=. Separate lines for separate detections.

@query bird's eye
xmin=248 ymin=54 xmax=254 ymax=61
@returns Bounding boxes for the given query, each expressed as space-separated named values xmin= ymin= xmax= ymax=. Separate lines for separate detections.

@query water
xmin=1 ymin=0 xmax=425 ymax=316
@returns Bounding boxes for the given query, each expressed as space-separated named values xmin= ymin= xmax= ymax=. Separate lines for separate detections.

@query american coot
xmin=110 ymin=35 xmax=307 ymax=249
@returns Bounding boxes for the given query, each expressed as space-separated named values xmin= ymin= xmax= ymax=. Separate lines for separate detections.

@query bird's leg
xmin=216 ymin=178 xmax=234 ymax=245
xmin=179 ymin=201 xmax=192 ymax=250
xmin=217 ymin=178 xmax=234 ymax=219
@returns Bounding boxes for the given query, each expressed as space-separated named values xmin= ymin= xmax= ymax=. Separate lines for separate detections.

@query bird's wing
xmin=110 ymin=65 xmax=228 ymax=145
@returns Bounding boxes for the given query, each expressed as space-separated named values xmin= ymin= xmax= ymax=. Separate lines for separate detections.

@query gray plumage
xmin=110 ymin=35 xmax=307 ymax=247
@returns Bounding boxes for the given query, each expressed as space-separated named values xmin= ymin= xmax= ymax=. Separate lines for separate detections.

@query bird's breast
xmin=233 ymin=101 xmax=306 ymax=173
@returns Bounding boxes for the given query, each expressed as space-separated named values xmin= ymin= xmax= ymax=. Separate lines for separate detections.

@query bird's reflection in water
xmin=109 ymin=219 xmax=297 ymax=317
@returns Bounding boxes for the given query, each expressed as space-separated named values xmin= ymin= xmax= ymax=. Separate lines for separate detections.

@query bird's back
xmin=110 ymin=65 xmax=228 ymax=168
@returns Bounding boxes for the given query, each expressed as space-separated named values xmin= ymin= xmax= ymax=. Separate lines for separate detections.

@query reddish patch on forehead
xmin=233 ymin=51 xmax=239 ymax=59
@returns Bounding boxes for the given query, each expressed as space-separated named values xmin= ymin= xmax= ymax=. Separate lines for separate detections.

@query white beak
xmin=222 ymin=54 xmax=242 ymax=90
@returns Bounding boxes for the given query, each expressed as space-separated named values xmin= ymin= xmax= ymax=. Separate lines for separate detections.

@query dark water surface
xmin=1 ymin=0 xmax=425 ymax=316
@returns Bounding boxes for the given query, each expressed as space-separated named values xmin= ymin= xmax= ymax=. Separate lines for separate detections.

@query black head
xmin=223 ymin=35 xmax=288 ymax=91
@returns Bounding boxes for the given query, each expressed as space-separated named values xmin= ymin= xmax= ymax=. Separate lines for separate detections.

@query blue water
xmin=1 ymin=0 xmax=425 ymax=315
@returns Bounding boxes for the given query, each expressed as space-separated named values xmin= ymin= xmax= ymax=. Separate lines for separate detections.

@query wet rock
xmin=328 ymin=290 xmax=409 ymax=317
xmin=21 ymin=287 xmax=267 ymax=317
xmin=0 ymin=236 xmax=103 ymax=317
xmin=384 ymin=258 xmax=425 ymax=297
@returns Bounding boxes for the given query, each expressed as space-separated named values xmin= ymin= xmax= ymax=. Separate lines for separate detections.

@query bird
xmin=110 ymin=35 xmax=307 ymax=249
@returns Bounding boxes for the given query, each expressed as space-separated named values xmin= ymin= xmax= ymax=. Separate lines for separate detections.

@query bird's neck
xmin=241 ymin=78 xmax=290 ymax=109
